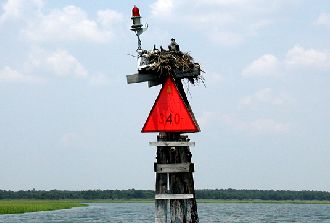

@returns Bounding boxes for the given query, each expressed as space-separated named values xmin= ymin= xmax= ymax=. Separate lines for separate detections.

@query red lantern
xmin=130 ymin=5 xmax=148 ymax=50
xmin=132 ymin=5 xmax=140 ymax=17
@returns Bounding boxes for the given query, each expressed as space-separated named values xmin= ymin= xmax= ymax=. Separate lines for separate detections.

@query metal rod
xmin=137 ymin=34 xmax=142 ymax=50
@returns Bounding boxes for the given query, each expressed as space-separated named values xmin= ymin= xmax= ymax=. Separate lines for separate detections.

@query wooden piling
xmin=155 ymin=133 xmax=169 ymax=223
xmin=154 ymin=133 xmax=199 ymax=223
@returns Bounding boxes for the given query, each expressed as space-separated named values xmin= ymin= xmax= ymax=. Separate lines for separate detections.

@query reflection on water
xmin=1 ymin=203 xmax=330 ymax=223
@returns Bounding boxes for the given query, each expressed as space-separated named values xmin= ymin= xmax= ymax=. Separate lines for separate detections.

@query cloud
xmin=0 ymin=0 xmax=43 ymax=23
xmin=24 ymin=48 xmax=113 ymax=85
xmin=150 ymin=0 xmax=174 ymax=17
xmin=25 ymin=48 xmax=88 ymax=79
xmin=46 ymin=50 xmax=88 ymax=78
xmin=314 ymin=13 xmax=330 ymax=27
xmin=3 ymin=47 xmax=110 ymax=84
xmin=285 ymin=46 xmax=330 ymax=70
xmin=0 ymin=66 xmax=42 ymax=83
xmin=242 ymin=54 xmax=280 ymax=77
xmin=23 ymin=5 xmax=121 ymax=43
xmin=0 ymin=48 xmax=87 ymax=84
xmin=242 ymin=46 xmax=330 ymax=78
xmin=240 ymin=88 xmax=284 ymax=107
xmin=0 ymin=0 xmax=22 ymax=21
xmin=222 ymin=114 xmax=289 ymax=134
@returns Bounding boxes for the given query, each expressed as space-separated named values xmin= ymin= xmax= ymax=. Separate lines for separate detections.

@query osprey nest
xmin=144 ymin=50 xmax=204 ymax=85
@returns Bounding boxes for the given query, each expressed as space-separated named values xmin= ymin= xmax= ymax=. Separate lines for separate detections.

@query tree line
xmin=195 ymin=189 xmax=330 ymax=201
xmin=1 ymin=189 xmax=330 ymax=201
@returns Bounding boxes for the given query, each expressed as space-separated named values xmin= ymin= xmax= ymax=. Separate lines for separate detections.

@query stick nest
xmin=144 ymin=50 xmax=204 ymax=85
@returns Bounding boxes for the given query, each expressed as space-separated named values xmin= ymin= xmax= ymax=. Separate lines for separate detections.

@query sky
xmin=0 ymin=0 xmax=330 ymax=191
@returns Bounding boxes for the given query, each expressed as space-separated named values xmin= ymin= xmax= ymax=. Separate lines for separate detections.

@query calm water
xmin=1 ymin=203 xmax=330 ymax=223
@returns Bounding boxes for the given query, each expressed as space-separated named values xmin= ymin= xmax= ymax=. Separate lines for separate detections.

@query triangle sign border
xmin=141 ymin=75 xmax=200 ymax=133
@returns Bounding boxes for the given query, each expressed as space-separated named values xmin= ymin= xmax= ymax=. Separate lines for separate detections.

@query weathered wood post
xmin=152 ymin=132 xmax=198 ymax=223
xmin=168 ymin=134 xmax=198 ymax=223
xmin=127 ymin=5 xmax=202 ymax=222
xmin=155 ymin=133 xmax=169 ymax=222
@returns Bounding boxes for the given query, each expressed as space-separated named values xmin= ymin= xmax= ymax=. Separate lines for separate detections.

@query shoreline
xmin=83 ymin=199 xmax=330 ymax=204
xmin=2 ymin=199 xmax=330 ymax=215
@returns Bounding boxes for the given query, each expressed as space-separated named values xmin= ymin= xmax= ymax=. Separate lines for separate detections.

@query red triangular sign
xmin=142 ymin=76 xmax=200 ymax=133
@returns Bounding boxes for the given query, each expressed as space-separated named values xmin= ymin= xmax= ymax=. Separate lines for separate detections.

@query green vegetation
xmin=0 ymin=200 xmax=87 ymax=215
xmin=196 ymin=199 xmax=330 ymax=204
xmin=195 ymin=189 xmax=330 ymax=201
xmin=0 ymin=189 xmax=154 ymax=200
xmin=1 ymin=189 xmax=330 ymax=201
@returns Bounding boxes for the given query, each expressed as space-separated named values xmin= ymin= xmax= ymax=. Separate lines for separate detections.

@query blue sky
xmin=0 ymin=0 xmax=330 ymax=191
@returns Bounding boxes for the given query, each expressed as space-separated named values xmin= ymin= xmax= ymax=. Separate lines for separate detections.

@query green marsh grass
xmin=0 ymin=200 xmax=87 ymax=215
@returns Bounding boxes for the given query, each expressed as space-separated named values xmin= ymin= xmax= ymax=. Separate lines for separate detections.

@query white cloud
xmin=222 ymin=115 xmax=289 ymax=134
xmin=0 ymin=0 xmax=44 ymax=23
xmin=150 ymin=0 xmax=174 ymax=17
xmin=242 ymin=54 xmax=280 ymax=77
xmin=46 ymin=50 xmax=88 ymax=78
xmin=314 ymin=13 xmax=330 ymax=27
xmin=0 ymin=66 xmax=42 ymax=83
xmin=243 ymin=46 xmax=330 ymax=78
xmin=285 ymin=46 xmax=330 ymax=70
xmin=7 ymin=46 xmax=112 ymax=84
xmin=0 ymin=48 xmax=87 ymax=84
xmin=0 ymin=0 xmax=22 ymax=21
xmin=23 ymin=5 xmax=121 ymax=43
xmin=240 ymin=88 xmax=284 ymax=107
xmin=25 ymin=48 xmax=88 ymax=79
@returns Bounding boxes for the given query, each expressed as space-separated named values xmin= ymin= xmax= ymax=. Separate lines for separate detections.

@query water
xmin=1 ymin=203 xmax=330 ymax=223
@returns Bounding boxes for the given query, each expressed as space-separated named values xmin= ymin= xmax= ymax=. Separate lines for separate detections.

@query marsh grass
xmin=0 ymin=200 xmax=87 ymax=215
